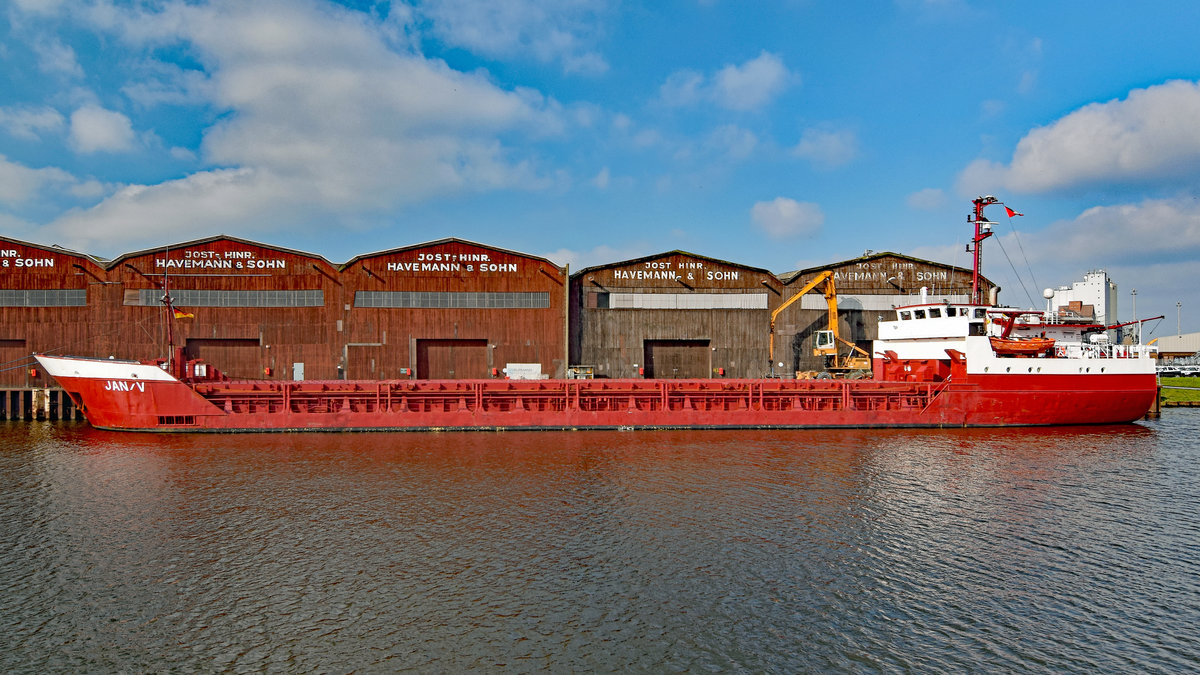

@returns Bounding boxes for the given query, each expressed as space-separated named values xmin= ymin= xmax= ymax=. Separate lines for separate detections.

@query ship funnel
xmin=920 ymin=286 xmax=928 ymax=304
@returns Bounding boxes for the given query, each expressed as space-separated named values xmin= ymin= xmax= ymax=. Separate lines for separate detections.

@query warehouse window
xmin=355 ymin=291 xmax=550 ymax=309
xmin=132 ymin=289 xmax=324 ymax=307
xmin=604 ymin=293 xmax=768 ymax=310
xmin=0 ymin=289 xmax=86 ymax=306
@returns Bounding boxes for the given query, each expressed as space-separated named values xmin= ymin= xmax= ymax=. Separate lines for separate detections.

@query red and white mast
xmin=967 ymin=195 xmax=998 ymax=305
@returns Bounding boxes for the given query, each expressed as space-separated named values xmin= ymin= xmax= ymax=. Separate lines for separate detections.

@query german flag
xmin=173 ymin=308 xmax=194 ymax=319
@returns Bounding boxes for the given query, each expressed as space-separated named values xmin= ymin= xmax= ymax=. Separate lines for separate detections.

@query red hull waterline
xmin=36 ymin=355 xmax=1156 ymax=433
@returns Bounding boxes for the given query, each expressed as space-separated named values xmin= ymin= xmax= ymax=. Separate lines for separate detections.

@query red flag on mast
xmin=1004 ymin=206 xmax=1023 ymax=217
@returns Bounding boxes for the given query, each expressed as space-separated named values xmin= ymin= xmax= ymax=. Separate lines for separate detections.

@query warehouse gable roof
xmin=0 ymin=235 xmax=108 ymax=267
xmin=778 ymin=251 xmax=992 ymax=287
xmin=341 ymin=237 xmax=564 ymax=272
xmin=571 ymin=249 xmax=775 ymax=278
xmin=105 ymin=234 xmax=335 ymax=270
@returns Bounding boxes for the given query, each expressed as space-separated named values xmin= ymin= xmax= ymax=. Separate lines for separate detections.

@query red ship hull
xmin=39 ymin=355 xmax=1157 ymax=432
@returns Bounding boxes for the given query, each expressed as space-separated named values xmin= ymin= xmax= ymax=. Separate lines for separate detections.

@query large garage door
xmin=416 ymin=339 xmax=488 ymax=379
xmin=0 ymin=339 xmax=29 ymax=387
xmin=185 ymin=338 xmax=261 ymax=379
xmin=643 ymin=339 xmax=710 ymax=379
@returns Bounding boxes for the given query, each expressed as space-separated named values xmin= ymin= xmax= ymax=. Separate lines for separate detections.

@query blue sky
xmin=2 ymin=0 xmax=1199 ymax=334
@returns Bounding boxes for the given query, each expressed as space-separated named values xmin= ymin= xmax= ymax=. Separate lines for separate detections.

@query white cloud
xmin=706 ymin=125 xmax=758 ymax=160
xmin=121 ymin=63 xmax=212 ymax=107
xmin=911 ymin=196 xmax=1200 ymax=279
xmin=23 ymin=0 xmax=567 ymax=247
xmin=906 ymin=188 xmax=946 ymax=210
xmin=912 ymin=197 xmax=1200 ymax=319
xmin=958 ymin=80 xmax=1200 ymax=194
xmin=69 ymin=105 xmax=136 ymax=153
xmin=1026 ymin=198 xmax=1200 ymax=266
xmin=660 ymin=70 xmax=705 ymax=107
xmin=751 ymin=197 xmax=823 ymax=239
xmin=0 ymin=106 xmax=66 ymax=140
xmin=0 ymin=155 xmax=74 ymax=205
xmin=10 ymin=0 xmax=69 ymax=14
xmin=661 ymin=51 xmax=794 ymax=112
xmin=68 ymin=179 xmax=111 ymax=199
xmin=712 ymin=52 xmax=791 ymax=111
xmin=791 ymin=127 xmax=858 ymax=168
xmin=418 ymin=0 xmax=610 ymax=75
xmin=32 ymin=37 xmax=83 ymax=77
xmin=592 ymin=166 xmax=610 ymax=189
xmin=38 ymin=168 xmax=293 ymax=252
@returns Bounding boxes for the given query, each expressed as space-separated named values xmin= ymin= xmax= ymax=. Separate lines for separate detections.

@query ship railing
xmin=190 ymin=378 xmax=947 ymax=416
xmin=1055 ymin=342 xmax=1158 ymax=360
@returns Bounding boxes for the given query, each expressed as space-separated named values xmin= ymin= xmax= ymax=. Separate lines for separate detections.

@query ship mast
xmin=968 ymin=195 xmax=998 ymax=305
xmin=161 ymin=247 xmax=178 ymax=376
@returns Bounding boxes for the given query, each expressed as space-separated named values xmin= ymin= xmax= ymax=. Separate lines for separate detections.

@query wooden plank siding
xmin=0 ymin=237 xmax=106 ymax=389
xmin=106 ymin=237 xmax=343 ymax=380
xmin=777 ymin=253 xmax=997 ymax=374
xmin=570 ymin=251 xmax=784 ymax=379
xmin=341 ymin=239 xmax=568 ymax=380
xmin=0 ymin=233 xmax=999 ymax=388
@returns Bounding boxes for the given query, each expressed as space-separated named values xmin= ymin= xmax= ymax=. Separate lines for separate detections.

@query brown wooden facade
xmin=0 ymin=234 xmax=999 ymax=387
xmin=777 ymin=253 xmax=997 ymax=373
xmin=0 ymin=237 xmax=106 ymax=389
xmin=108 ymin=236 xmax=343 ymax=380
xmin=570 ymin=251 xmax=783 ymax=378
xmin=341 ymin=239 xmax=568 ymax=380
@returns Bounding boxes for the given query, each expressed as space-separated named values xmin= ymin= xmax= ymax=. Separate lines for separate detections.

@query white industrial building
xmin=1047 ymin=270 xmax=1122 ymax=341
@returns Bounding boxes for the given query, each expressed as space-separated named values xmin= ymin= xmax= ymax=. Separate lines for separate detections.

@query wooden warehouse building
xmin=107 ymin=236 xmax=343 ymax=381
xmin=776 ymin=252 xmax=997 ymax=374
xmin=570 ymin=251 xmax=783 ymax=378
xmin=341 ymin=239 xmax=568 ymax=380
xmin=0 ymin=237 xmax=108 ymax=388
xmin=1 ymin=232 xmax=1001 ymax=390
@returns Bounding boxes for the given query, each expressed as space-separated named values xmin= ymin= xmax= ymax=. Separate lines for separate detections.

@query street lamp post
xmin=1178 ymin=301 xmax=1183 ymax=336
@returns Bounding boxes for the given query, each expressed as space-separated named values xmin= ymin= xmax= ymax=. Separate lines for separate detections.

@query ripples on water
xmin=2 ymin=413 xmax=1198 ymax=673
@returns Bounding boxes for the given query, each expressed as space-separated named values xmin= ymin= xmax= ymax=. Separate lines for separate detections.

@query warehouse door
xmin=416 ymin=339 xmax=488 ymax=379
xmin=643 ymin=339 xmax=710 ymax=378
xmin=0 ymin=339 xmax=29 ymax=387
xmin=185 ymin=338 xmax=260 ymax=379
xmin=344 ymin=344 xmax=409 ymax=380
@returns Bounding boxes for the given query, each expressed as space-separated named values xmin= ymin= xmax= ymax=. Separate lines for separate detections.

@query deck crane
xmin=769 ymin=270 xmax=871 ymax=376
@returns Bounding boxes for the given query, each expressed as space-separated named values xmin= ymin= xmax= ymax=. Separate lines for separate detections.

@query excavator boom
xmin=769 ymin=269 xmax=870 ymax=374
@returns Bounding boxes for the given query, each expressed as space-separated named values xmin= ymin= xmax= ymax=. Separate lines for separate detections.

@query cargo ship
xmin=34 ymin=197 xmax=1159 ymax=432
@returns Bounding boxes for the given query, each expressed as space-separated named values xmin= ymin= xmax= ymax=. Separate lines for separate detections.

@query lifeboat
xmin=989 ymin=336 xmax=1055 ymax=357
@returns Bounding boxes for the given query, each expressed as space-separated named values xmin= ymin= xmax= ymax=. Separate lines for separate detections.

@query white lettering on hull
xmin=104 ymin=381 xmax=146 ymax=392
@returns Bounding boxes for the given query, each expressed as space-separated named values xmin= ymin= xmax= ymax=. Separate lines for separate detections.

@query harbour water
xmin=2 ymin=413 xmax=1198 ymax=673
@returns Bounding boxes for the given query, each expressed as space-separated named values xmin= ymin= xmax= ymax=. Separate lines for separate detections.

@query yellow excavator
xmin=769 ymin=270 xmax=872 ymax=377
